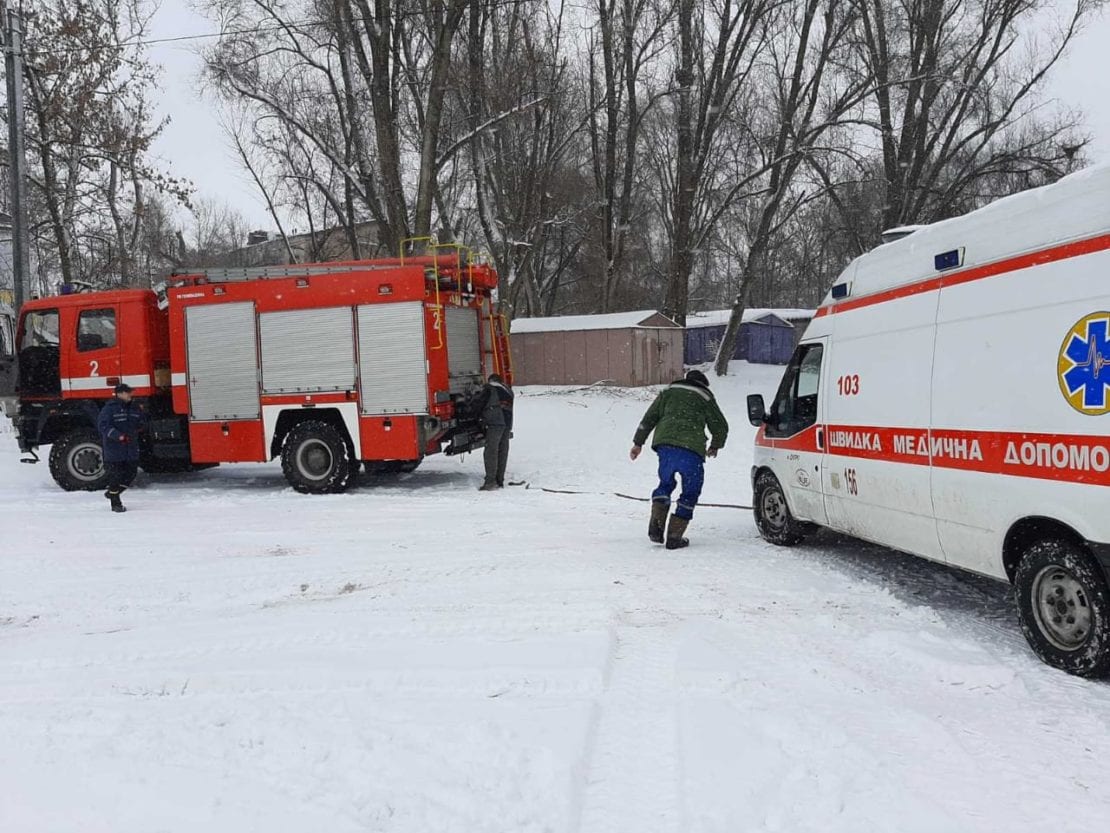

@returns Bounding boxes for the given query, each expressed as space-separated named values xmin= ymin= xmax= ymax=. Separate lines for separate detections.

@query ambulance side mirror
xmin=747 ymin=394 xmax=767 ymax=427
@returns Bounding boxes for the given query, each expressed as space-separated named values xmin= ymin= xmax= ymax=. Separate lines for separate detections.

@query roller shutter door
xmin=186 ymin=302 xmax=260 ymax=420
xmin=260 ymin=307 xmax=356 ymax=394
xmin=357 ymin=302 xmax=428 ymax=414
xmin=445 ymin=306 xmax=482 ymax=393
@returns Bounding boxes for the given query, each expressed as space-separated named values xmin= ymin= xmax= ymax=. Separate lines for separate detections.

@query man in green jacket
xmin=630 ymin=369 xmax=729 ymax=549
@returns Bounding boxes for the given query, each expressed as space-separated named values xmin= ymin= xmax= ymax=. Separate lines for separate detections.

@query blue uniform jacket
xmin=97 ymin=399 xmax=146 ymax=463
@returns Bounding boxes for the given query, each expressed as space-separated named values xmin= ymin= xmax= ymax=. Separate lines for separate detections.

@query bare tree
xmin=712 ymin=0 xmax=866 ymax=375
xmin=846 ymin=0 xmax=1098 ymax=237
xmin=206 ymin=0 xmax=475 ymax=253
xmin=459 ymin=0 xmax=591 ymax=317
xmin=12 ymin=0 xmax=192 ymax=288
xmin=586 ymin=0 xmax=673 ymax=311
xmin=661 ymin=0 xmax=776 ymax=325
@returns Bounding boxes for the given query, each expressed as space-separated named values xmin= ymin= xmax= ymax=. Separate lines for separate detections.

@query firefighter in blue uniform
xmin=97 ymin=383 xmax=145 ymax=512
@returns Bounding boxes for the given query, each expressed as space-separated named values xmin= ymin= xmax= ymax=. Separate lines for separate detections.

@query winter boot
xmin=648 ymin=501 xmax=669 ymax=544
xmin=479 ymin=481 xmax=499 ymax=492
xmin=665 ymin=515 xmax=690 ymax=550
xmin=106 ymin=491 xmax=126 ymax=513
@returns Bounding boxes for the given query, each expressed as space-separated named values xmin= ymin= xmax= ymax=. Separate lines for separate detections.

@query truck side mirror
xmin=747 ymin=394 xmax=767 ymax=427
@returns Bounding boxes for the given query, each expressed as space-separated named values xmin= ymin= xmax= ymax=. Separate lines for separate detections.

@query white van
xmin=747 ymin=165 xmax=1110 ymax=676
xmin=0 ymin=303 xmax=15 ymax=413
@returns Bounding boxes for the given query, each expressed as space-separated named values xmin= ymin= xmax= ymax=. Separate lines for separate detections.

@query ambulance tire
xmin=1015 ymin=539 xmax=1110 ymax=678
xmin=49 ymin=427 xmax=109 ymax=492
xmin=281 ymin=420 xmax=353 ymax=494
xmin=753 ymin=471 xmax=812 ymax=546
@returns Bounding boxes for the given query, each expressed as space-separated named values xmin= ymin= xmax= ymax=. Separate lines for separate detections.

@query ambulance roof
xmin=830 ymin=163 xmax=1110 ymax=306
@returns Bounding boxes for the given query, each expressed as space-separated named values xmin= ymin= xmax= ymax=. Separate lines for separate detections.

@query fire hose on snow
xmin=519 ymin=483 xmax=753 ymax=511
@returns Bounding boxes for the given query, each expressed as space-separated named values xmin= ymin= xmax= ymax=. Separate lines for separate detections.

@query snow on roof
xmin=685 ymin=308 xmax=815 ymax=328
xmin=839 ymin=162 xmax=1110 ymax=304
xmin=510 ymin=310 xmax=677 ymax=333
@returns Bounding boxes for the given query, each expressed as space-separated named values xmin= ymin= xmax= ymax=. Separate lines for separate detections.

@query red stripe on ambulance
xmin=758 ymin=424 xmax=1110 ymax=486
xmin=822 ymin=425 xmax=1110 ymax=487
xmin=815 ymin=232 xmax=1110 ymax=317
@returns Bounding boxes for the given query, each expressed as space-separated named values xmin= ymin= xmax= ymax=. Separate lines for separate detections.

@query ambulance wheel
xmin=281 ymin=420 xmax=353 ymax=494
xmin=49 ymin=427 xmax=109 ymax=492
xmin=753 ymin=471 xmax=811 ymax=546
xmin=1015 ymin=539 xmax=1110 ymax=678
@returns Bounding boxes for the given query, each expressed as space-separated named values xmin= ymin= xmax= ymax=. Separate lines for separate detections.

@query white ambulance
xmin=747 ymin=165 xmax=1110 ymax=676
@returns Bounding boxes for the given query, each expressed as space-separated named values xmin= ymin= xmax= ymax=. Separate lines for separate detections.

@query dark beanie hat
xmin=685 ymin=369 xmax=709 ymax=388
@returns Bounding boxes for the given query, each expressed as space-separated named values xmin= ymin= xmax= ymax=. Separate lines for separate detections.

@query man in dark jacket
xmin=630 ymin=369 xmax=729 ymax=549
xmin=477 ymin=373 xmax=514 ymax=491
xmin=97 ymin=383 xmax=146 ymax=512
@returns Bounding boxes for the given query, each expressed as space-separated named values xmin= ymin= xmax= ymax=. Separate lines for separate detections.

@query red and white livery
xmin=747 ymin=165 xmax=1110 ymax=675
xmin=2 ymin=254 xmax=511 ymax=494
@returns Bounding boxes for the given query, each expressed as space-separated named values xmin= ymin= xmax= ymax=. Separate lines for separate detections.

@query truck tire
xmin=753 ymin=471 xmax=812 ymax=546
xmin=365 ymin=458 xmax=422 ymax=475
xmin=49 ymin=427 xmax=109 ymax=492
xmin=1015 ymin=539 xmax=1110 ymax=677
xmin=281 ymin=420 xmax=353 ymax=494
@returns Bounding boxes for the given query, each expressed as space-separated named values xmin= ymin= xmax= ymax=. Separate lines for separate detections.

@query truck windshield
xmin=766 ymin=342 xmax=824 ymax=438
xmin=17 ymin=309 xmax=62 ymax=396
xmin=0 ymin=311 xmax=12 ymax=358
xmin=21 ymin=310 xmax=60 ymax=349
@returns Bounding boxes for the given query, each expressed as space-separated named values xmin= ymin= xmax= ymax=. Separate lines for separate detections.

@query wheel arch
xmin=269 ymin=407 xmax=356 ymax=460
xmin=1003 ymin=516 xmax=1088 ymax=584
xmin=26 ymin=399 xmax=100 ymax=448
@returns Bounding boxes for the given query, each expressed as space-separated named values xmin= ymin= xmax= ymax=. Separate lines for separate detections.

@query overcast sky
xmin=147 ymin=3 xmax=1110 ymax=233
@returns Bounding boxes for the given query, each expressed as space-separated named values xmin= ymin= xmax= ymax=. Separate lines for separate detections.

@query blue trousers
xmin=651 ymin=445 xmax=705 ymax=520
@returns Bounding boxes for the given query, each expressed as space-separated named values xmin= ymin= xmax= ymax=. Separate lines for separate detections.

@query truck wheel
xmin=281 ymin=420 xmax=353 ymax=494
xmin=365 ymin=458 xmax=422 ymax=475
xmin=753 ymin=471 xmax=811 ymax=546
xmin=49 ymin=428 xmax=109 ymax=492
xmin=1015 ymin=539 xmax=1110 ymax=677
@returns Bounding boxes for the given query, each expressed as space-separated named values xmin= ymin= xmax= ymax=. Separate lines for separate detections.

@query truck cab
xmin=9 ymin=290 xmax=174 ymax=490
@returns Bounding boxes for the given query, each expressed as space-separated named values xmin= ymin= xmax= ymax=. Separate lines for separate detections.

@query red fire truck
xmin=0 ymin=255 xmax=512 ymax=493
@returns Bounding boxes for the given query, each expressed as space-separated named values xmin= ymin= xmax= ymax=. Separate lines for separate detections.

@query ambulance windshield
xmin=766 ymin=343 xmax=823 ymax=438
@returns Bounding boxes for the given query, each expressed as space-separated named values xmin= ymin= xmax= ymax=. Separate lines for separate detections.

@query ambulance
xmin=747 ymin=165 xmax=1110 ymax=676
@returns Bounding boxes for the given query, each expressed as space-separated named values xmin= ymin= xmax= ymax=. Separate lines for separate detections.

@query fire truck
xmin=0 ymin=255 xmax=512 ymax=494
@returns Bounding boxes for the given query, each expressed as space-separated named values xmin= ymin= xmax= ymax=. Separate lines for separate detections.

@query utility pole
xmin=3 ymin=4 xmax=31 ymax=312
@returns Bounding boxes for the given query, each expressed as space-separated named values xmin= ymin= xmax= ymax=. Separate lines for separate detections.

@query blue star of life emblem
xmin=1060 ymin=313 xmax=1110 ymax=415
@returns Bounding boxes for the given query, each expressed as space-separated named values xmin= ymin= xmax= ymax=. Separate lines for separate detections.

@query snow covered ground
xmin=3 ymin=362 xmax=1110 ymax=832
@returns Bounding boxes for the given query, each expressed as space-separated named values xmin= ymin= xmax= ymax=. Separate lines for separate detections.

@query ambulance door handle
xmin=816 ymin=427 xmax=825 ymax=451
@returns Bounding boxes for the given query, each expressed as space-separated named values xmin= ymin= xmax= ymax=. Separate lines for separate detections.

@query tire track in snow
xmin=576 ymin=613 xmax=681 ymax=833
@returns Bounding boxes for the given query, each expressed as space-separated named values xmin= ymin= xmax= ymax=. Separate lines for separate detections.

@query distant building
xmin=684 ymin=308 xmax=814 ymax=365
xmin=510 ymin=310 xmax=684 ymax=387
xmin=225 ymin=221 xmax=385 ymax=267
